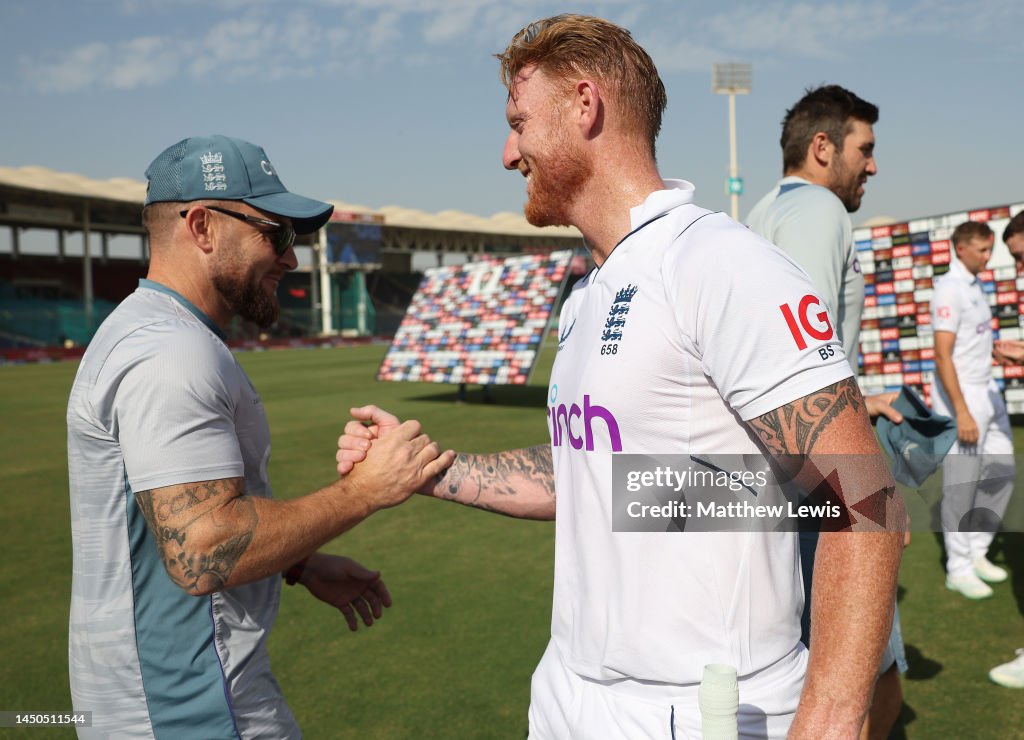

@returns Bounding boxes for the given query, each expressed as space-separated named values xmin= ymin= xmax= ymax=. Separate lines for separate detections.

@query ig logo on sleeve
xmin=779 ymin=294 xmax=835 ymax=359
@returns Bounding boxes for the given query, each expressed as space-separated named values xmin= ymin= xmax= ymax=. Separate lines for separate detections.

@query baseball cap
xmin=877 ymin=386 xmax=957 ymax=487
xmin=144 ymin=135 xmax=333 ymax=234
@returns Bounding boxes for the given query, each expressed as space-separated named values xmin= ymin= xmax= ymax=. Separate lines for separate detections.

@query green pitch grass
xmin=0 ymin=345 xmax=1021 ymax=738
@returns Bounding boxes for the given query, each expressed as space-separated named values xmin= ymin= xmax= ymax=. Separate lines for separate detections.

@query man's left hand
xmin=299 ymin=553 xmax=392 ymax=631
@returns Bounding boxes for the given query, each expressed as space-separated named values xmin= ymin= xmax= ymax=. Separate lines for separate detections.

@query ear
xmin=182 ymin=207 xmax=216 ymax=255
xmin=573 ymin=79 xmax=602 ymax=139
xmin=809 ymin=131 xmax=835 ymax=168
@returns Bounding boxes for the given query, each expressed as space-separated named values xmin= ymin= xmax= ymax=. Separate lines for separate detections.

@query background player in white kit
xmin=746 ymin=85 xmax=909 ymax=740
xmin=931 ymin=220 xmax=1014 ymax=600
xmin=339 ymin=15 xmax=906 ymax=738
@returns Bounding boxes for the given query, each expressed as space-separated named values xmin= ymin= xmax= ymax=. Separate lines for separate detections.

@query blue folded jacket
xmin=877 ymin=385 xmax=957 ymax=487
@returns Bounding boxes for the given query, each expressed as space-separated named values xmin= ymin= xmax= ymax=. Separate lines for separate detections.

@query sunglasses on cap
xmin=179 ymin=205 xmax=296 ymax=256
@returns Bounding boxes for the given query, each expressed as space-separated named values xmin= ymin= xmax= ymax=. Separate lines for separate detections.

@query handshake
xmin=333 ymin=405 xmax=455 ymax=511
xmin=994 ymin=339 xmax=1024 ymax=366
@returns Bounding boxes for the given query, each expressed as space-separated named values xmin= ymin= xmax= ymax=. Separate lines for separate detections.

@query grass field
xmin=1 ymin=344 xmax=1021 ymax=739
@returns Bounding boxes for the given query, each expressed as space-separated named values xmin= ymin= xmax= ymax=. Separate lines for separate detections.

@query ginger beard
xmin=522 ymin=114 xmax=592 ymax=227
xmin=213 ymin=250 xmax=280 ymax=328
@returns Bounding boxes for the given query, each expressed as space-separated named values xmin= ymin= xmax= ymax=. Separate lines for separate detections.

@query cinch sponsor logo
xmin=780 ymin=294 xmax=835 ymax=353
xmin=547 ymin=384 xmax=622 ymax=452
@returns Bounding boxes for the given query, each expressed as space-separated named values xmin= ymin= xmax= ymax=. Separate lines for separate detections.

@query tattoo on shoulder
xmin=748 ymin=378 xmax=863 ymax=455
xmin=134 ymin=479 xmax=257 ymax=593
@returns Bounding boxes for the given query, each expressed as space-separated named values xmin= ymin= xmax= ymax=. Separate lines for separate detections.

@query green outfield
xmin=1 ymin=344 xmax=1021 ymax=739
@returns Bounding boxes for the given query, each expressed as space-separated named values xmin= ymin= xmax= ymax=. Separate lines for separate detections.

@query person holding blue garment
xmin=747 ymin=85 xmax=910 ymax=740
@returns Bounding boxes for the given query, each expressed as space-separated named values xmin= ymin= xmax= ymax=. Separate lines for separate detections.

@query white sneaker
xmin=989 ymin=649 xmax=1024 ymax=689
xmin=945 ymin=572 xmax=994 ymax=600
xmin=973 ymin=556 xmax=1008 ymax=583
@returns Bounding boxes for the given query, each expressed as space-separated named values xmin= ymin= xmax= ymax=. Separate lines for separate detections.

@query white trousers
xmin=527 ymin=640 xmax=805 ymax=739
xmin=931 ymin=379 xmax=1015 ymax=577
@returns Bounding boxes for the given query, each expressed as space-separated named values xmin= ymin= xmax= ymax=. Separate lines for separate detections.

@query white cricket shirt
xmin=546 ymin=180 xmax=852 ymax=684
xmin=931 ymin=256 xmax=993 ymax=385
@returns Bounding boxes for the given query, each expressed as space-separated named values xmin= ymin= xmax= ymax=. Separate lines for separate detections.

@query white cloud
xmin=21 ymin=42 xmax=111 ymax=93
xmin=119 ymin=0 xmax=276 ymax=11
xmin=422 ymin=10 xmax=476 ymax=45
xmin=19 ymin=0 xmax=1020 ymax=94
xmin=200 ymin=16 xmax=274 ymax=64
xmin=645 ymin=0 xmax=1024 ymax=68
xmin=107 ymin=36 xmax=179 ymax=89
xmin=279 ymin=11 xmax=323 ymax=61
xmin=367 ymin=10 xmax=403 ymax=51
xmin=646 ymin=40 xmax=727 ymax=74
xmin=18 ymin=1 xmax=580 ymax=92
xmin=703 ymin=2 xmax=907 ymax=58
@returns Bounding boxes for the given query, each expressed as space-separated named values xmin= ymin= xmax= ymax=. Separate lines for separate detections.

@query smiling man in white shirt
xmin=339 ymin=15 xmax=905 ymax=738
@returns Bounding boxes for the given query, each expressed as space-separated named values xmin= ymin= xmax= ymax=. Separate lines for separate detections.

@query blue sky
xmin=1 ymin=0 xmax=1021 ymax=227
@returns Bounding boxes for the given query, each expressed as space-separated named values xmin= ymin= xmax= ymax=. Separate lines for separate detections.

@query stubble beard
xmin=829 ymin=155 xmax=864 ymax=213
xmin=523 ymin=130 xmax=593 ymax=228
xmin=213 ymin=259 xmax=280 ymax=328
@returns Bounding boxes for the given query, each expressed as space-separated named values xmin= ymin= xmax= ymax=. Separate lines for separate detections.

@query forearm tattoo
xmin=747 ymin=378 xmax=864 ymax=455
xmin=134 ymin=479 xmax=258 ymax=593
xmin=437 ymin=445 xmax=555 ymax=513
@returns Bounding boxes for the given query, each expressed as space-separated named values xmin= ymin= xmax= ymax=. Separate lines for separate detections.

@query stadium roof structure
xmin=0 ymin=166 xmax=145 ymax=204
xmin=0 ymin=164 xmax=586 ymax=337
xmin=0 ymin=165 xmax=581 ymax=240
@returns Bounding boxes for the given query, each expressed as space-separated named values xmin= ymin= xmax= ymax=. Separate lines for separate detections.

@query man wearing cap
xmin=931 ymin=220 xmax=1014 ymax=600
xmin=66 ymin=135 xmax=454 ymax=738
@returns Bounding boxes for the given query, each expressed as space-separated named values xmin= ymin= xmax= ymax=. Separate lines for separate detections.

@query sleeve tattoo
xmin=436 ymin=445 xmax=555 ymax=513
xmin=134 ymin=478 xmax=258 ymax=593
xmin=746 ymin=378 xmax=901 ymax=530
xmin=747 ymin=377 xmax=864 ymax=455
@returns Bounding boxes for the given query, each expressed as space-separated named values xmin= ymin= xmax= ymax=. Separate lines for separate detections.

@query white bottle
xmin=698 ymin=663 xmax=738 ymax=740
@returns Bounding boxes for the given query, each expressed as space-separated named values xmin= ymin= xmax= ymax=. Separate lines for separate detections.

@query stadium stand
xmin=378 ymin=252 xmax=572 ymax=385
xmin=855 ymin=203 xmax=1024 ymax=411
xmin=0 ymin=165 xmax=583 ymax=351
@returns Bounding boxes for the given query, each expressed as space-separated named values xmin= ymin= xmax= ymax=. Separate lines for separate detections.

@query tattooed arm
xmin=747 ymin=377 xmax=906 ymax=738
xmin=135 ymin=420 xmax=454 ymax=596
xmin=134 ymin=478 xmax=264 ymax=596
xmin=422 ymin=446 xmax=556 ymax=520
xmin=338 ymin=406 xmax=556 ymax=520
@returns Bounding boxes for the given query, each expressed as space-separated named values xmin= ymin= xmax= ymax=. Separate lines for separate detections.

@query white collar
xmin=628 ymin=179 xmax=696 ymax=230
xmin=949 ymin=256 xmax=979 ymax=285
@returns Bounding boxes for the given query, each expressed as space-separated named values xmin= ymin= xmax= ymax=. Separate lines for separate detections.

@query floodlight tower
xmin=712 ymin=63 xmax=752 ymax=221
